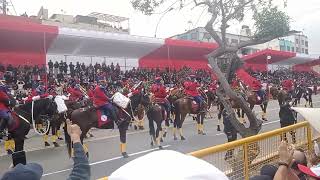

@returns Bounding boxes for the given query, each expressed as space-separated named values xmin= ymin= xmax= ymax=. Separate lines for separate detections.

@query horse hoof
xmin=159 ymin=146 xmax=163 ymax=150
xmin=134 ymin=125 xmax=137 ymax=130
xmin=262 ymin=118 xmax=268 ymax=121
xmin=217 ymin=126 xmax=221 ymax=132
xmin=139 ymin=126 xmax=144 ymax=130
xmin=86 ymin=152 xmax=89 ymax=158
xmin=53 ymin=142 xmax=60 ymax=147
xmin=58 ymin=137 xmax=64 ymax=140
xmin=174 ymin=136 xmax=177 ymax=141
xmin=198 ymin=130 xmax=201 ymax=135
xmin=202 ymin=132 xmax=206 ymax=135
xmin=45 ymin=142 xmax=50 ymax=147
xmin=151 ymin=141 xmax=154 ymax=146
xmin=163 ymin=132 xmax=167 ymax=138
xmin=89 ymin=134 xmax=94 ymax=138
xmin=122 ymin=152 xmax=129 ymax=158
xmin=181 ymin=136 xmax=186 ymax=141
xmin=160 ymin=138 xmax=163 ymax=143
xmin=7 ymin=149 xmax=13 ymax=155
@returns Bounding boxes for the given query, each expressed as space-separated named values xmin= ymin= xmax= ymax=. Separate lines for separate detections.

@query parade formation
xmin=2 ymin=0 xmax=320 ymax=179
xmin=0 ymin=61 xmax=317 ymax=158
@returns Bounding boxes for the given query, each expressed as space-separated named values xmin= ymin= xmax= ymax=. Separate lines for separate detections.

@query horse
xmin=292 ymin=86 xmax=304 ymax=106
xmin=205 ymin=89 xmax=217 ymax=110
xmin=246 ymin=90 xmax=268 ymax=121
xmin=278 ymin=89 xmax=292 ymax=106
xmin=142 ymin=93 xmax=169 ymax=149
xmin=269 ymin=86 xmax=279 ymax=100
xmin=173 ymin=94 xmax=207 ymax=140
xmin=2 ymin=98 xmax=57 ymax=154
xmin=64 ymin=92 xmax=147 ymax=158
xmin=303 ymin=87 xmax=313 ymax=107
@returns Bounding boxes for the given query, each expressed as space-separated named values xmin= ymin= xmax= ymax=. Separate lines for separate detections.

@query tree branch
xmin=225 ymin=0 xmax=255 ymax=21
xmin=193 ymin=0 xmax=211 ymax=6
xmin=204 ymin=4 xmax=223 ymax=46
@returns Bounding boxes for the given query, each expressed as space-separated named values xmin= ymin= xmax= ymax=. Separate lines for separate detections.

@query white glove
xmin=128 ymin=92 xmax=133 ymax=97
xmin=48 ymin=95 xmax=53 ymax=99
xmin=85 ymin=95 xmax=89 ymax=99
xmin=32 ymin=96 xmax=40 ymax=101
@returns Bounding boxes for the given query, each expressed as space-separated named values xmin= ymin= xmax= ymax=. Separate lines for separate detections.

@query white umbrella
xmin=291 ymin=107 xmax=320 ymax=133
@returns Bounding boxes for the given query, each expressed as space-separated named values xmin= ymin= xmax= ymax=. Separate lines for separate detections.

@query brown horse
xmin=269 ymin=86 xmax=279 ymax=100
xmin=173 ymin=96 xmax=207 ymax=139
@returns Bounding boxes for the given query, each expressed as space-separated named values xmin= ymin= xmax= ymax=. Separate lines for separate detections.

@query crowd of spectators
xmin=248 ymin=69 xmax=320 ymax=86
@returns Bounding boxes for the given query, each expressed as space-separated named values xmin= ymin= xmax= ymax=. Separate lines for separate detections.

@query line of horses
xmin=0 ymin=84 xmax=313 ymax=159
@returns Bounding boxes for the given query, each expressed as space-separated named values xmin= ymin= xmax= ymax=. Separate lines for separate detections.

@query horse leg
xmin=14 ymin=137 xmax=24 ymax=153
xmin=44 ymin=125 xmax=51 ymax=147
xmin=217 ymin=105 xmax=223 ymax=131
xmin=179 ymin=113 xmax=186 ymax=140
xmin=4 ymin=134 xmax=15 ymax=154
xmin=260 ymin=105 xmax=267 ymax=121
xmin=119 ymin=123 xmax=129 ymax=158
xmin=57 ymin=121 xmax=63 ymax=140
xmin=196 ymin=115 xmax=201 ymax=134
xmin=51 ymin=121 xmax=59 ymax=147
xmin=156 ymin=123 xmax=163 ymax=149
xmin=237 ymin=109 xmax=245 ymax=124
xmin=163 ymin=119 xmax=170 ymax=138
xmin=309 ymin=95 xmax=313 ymax=108
xmin=199 ymin=113 xmax=206 ymax=135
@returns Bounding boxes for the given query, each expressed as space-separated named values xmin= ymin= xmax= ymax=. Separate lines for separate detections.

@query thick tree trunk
xmin=208 ymin=56 xmax=263 ymax=137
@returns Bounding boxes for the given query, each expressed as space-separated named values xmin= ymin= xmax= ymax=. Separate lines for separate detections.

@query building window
xmin=302 ymin=40 xmax=305 ymax=46
xmin=291 ymin=47 xmax=294 ymax=52
xmin=296 ymin=39 xmax=299 ymax=44
xmin=287 ymin=46 xmax=290 ymax=51
xmin=305 ymin=49 xmax=309 ymax=54
xmin=296 ymin=47 xmax=300 ymax=53
xmin=280 ymin=45 xmax=285 ymax=51
xmin=231 ymin=39 xmax=238 ymax=44
xmin=302 ymin=48 xmax=305 ymax=53
xmin=305 ymin=41 xmax=308 ymax=47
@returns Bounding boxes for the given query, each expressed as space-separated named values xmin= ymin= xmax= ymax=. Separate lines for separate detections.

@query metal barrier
xmin=97 ymin=121 xmax=312 ymax=180
xmin=188 ymin=121 xmax=312 ymax=180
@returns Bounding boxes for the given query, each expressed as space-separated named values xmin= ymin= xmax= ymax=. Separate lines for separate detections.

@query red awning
xmin=243 ymin=49 xmax=296 ymax=64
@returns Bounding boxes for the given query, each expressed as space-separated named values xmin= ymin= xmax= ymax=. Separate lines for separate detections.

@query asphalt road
xmin=1 ymin=95 xmax=320 ymax=180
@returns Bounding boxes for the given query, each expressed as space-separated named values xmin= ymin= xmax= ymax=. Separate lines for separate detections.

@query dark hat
xmin=249 ymin=175 xmax=272 ymax=180
xmin=1 ymin=163 xmax=43 ymax=180
xmin=260 ymin=164 xmax=277 ymax=178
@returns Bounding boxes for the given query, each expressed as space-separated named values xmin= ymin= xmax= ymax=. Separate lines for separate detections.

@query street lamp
xmin=154 ymin=7 xmax=174 ymax=38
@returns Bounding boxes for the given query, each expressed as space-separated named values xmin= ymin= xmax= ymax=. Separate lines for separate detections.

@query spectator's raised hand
xmin=279 ymin=141 xmax=294 ymax=166
xmin=66 ymin=120 xmax=82 ymax=143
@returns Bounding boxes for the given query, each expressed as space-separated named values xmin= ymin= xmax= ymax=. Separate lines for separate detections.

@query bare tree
xmin=131 ymin=0 xmax=297 ymax=138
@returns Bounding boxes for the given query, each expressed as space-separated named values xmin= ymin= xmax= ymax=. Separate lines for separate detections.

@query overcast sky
xmin=8 ymin=0 xmax=320 ymax=54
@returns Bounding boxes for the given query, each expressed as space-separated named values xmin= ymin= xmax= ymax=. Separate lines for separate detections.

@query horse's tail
xmin=63 ymin=122 xmax=72 ymax=157
xmin=148 ymin=108 xmax=155 ymax=137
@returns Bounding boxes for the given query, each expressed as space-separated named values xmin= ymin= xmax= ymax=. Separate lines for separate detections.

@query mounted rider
xmin=151 ymin=77 xmax=171 ymax=120
xmin=282 ymin=79 xmax=294 ymax=97
xmin=0 ymin=84 xmax=15 ymax=138
xmin=67 ymin=83 xmax=84 ymax=102
xmin=183 ymin=75 xmax=204 ymax=112
xmin=252 ymin=79 xmax=265 ymax=101
xmin=92 ymin=78 xmax=118 ymax=122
